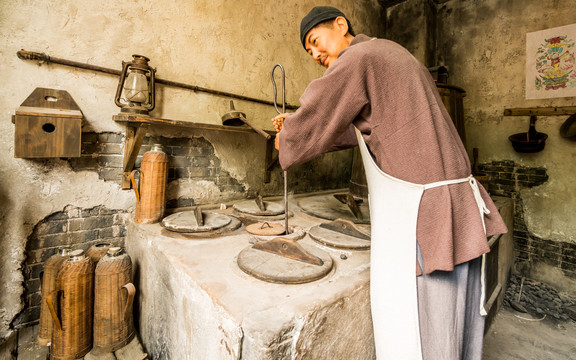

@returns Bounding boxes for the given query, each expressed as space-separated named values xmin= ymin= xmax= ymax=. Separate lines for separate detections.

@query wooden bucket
xmin=37 ymin=246 xmax=71 ymax=346
xmin=131 ymin=144 xmax=168 ymax=224
xmin=47 ymin=249 xmax=93 ymax=360
xmin=93 ymin=247 xmax=136 ymax=354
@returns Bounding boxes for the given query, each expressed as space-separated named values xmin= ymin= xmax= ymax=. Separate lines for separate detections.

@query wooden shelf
xmin=113 ymin=113 xmax=277 ymax=189
xmin=504 ymin=106 xmax=576 ymax=116
xmin=113 ymin=113 xmax=276 ymax=135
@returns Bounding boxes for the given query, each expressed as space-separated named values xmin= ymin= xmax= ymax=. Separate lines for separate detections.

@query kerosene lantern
xmin=114 ymin=54 xmax=156 ymax=115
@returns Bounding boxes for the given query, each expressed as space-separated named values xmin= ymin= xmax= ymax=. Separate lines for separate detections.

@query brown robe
xmin=279 ymin=34 xmax=508 ymax=275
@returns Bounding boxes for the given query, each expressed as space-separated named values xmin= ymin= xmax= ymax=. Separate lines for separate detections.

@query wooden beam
xmin=504 ymin=106 xmax=576 ymax=116
xmin=122 ymin=123 xmax=149 ymax=190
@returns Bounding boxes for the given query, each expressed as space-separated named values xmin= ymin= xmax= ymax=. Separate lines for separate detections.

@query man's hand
xmin=272 ymin=113 xmax=288 ymax=133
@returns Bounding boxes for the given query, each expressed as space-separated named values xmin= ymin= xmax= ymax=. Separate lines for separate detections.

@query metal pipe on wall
xmin=16 ymin=50 xmax=299 ymax=110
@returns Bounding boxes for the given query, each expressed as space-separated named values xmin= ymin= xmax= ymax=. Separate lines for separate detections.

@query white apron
xmin=354 ymin=129 xmax=489 ymax=360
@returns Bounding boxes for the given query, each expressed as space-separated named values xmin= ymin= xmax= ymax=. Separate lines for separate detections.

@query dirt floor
xmin=483 ymin=307 xmax=576 ymax=359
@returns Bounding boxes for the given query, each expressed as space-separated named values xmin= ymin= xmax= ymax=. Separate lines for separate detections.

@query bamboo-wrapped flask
xmin=93 ymin=247 xmax=136 ymax=354
xmin=37 ymin=246 xmax=71 ymax=346
xmin=86 ymin=242 xmax=112 ymax=270
xmin=131 ymin=144 xmax=168 ymax=223
xmin=47 ymin=249 xmax=93 ymax=359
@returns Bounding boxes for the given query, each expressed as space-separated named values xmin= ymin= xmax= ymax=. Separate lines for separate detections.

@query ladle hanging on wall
xmin=508 ymin=115 xmax=548 ymax=153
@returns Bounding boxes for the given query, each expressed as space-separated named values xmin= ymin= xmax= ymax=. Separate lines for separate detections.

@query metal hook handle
xmin=271 ymin=64 xmax=286 ymax=114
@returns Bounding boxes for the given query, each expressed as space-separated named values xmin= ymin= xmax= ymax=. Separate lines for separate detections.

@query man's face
xmin=304 ymin=20 xmax=350 ymax=68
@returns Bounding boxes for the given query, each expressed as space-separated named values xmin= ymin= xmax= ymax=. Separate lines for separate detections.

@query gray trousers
xmin=417 ymin=255 xmax=485 ymax=360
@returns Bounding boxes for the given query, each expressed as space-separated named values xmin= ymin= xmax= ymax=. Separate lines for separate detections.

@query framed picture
xmin=526 ymin=23 xmax=576 ymax=99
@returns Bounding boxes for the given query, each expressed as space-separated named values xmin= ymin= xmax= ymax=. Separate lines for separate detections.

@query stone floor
xmin=483 ymin=307 xmax=576 ymax=360
xmin=12 ymin=308 xmax=575 ymax=359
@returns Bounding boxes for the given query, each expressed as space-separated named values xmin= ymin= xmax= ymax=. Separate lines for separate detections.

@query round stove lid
xmin=297 ymin=194 xmax=370 ymax=224
xmin=233 ymin=200 xmax=284 ymax=216
xmin=245 ymin=222 xmax=286 ymax=236
xmin=162 ymin=211 xmax=232 ymax=233
xmin=309 ymin=224 xmax=371 ymax=250
xmin=237 ymin=241 xmax=333 ymax=284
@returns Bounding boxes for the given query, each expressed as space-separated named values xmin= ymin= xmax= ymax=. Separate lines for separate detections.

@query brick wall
xmin=478 ymin=160 xmax=576 ymax=279
xmin=68 ymin=132 xmax=246 ymax=208
xmin=12 ymin=205 xmax=130 ymax=329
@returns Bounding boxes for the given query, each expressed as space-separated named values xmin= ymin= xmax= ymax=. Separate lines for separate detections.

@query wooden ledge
xmin=112 ymin=114 xmax=275 ymax=136
xmin=504 ymin=106 xmax=576 ymax=116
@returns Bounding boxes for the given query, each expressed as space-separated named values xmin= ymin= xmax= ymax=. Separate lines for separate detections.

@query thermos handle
xmin=122 ymin=283 xmax=136 ymax=320
xmin=130 ymin=170 xmax=140 ymax=202
xmin=46 ymin=290 xmax=62 ymax=332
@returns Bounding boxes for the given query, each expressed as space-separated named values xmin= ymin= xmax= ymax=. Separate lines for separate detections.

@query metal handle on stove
xmin=271 ymin=64 xmax=289 ymax=234
xmin=271 ymin=64 xmax=286 ymax=115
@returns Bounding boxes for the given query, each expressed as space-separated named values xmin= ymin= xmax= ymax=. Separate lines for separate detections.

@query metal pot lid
xmin=162 ymin=211 xmax=232 ymax=233
xmin=233 ymin=200 xmax=284 ymax=216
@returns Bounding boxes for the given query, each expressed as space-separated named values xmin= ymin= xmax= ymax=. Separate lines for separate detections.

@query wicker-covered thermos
xmin=130 ymin=144 xmax=168 ymax=223
xmin=37 ymin=246 xmax=71 ymax=346
xmin=46 ymin=249 xmax=93 ymax=360
xmin=86 ymin=242 xmax=112 ymax=270
xmin=93 ymin=247 xmax=136 ymax=354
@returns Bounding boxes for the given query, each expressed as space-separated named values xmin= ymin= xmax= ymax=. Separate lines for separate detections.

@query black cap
xmin=300 ymin=6 xmax=355 ymax=48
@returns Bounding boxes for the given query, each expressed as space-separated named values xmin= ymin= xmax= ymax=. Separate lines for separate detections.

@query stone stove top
xmin=126 ymin=191 xmax=374 ymax=359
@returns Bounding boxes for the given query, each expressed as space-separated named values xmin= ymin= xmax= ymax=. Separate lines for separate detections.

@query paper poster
xmin=526 ymin=23 xmax=576 ymax=99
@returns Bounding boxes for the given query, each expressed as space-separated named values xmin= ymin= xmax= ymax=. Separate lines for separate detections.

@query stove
xmin=126 ymin=190 xmax=375 ymax=359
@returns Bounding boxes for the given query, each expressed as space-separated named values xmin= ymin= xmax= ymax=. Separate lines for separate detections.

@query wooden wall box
xmin=14 ymin=88 xmax=83 ymax=158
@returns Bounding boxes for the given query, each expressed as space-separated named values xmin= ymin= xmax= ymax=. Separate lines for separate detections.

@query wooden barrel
xmin=436 ymin=84 xmax=467 ymax=147
xmin=37 ymin=246 xmax=71 ymax=346
xmin=93 ymin=247 xmax=136 ymax=354
xmin=47 ymin=249 xmax=93 ymax=359
xmin=133 ymin=144 xmax=168 ymax=224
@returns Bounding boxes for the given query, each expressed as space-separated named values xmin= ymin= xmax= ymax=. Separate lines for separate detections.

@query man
xmin=272 ymin=6 xmax=508 ymax=360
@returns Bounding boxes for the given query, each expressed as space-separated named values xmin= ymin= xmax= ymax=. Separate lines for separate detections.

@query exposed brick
xmin=97 ymin=155 xmax=123 ymax=168
xmin=100 ymin=142 xmax=123 ymax=154
xmin=11 ymin=306 xmax=40 ymax=329
xmin=98 ymin=168 xmax=123 ymax=182
xmin=81 ymin=132 xmax=99 ymax=142
xmin=25 ymin=263 xmax=43 ymax=280
xmin=81 ymin=207 xmax=101 ymax=217
xmin=25 ymin=279 xmax=41 ymax=293
xmin=98 ymin=133 xmax=124 ymax=143
xmin=170 ymin=156 xmax=193 ymax=168
xmin=168 ymin=146 xmax=190 ymax=156
xmin=26 ymin=292 xmax=42 ymax=308
xmin=81 ymin=142 xmax=99 ymax=154
xmin=35 ymin=220 xmax=68 ymax=236
xmin=82 ymin=215 xmax=115 ymax=230
xmin=192 ymin=157 xmax=211 ymax=167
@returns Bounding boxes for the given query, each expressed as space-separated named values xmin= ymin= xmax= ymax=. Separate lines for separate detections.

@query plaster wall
xmin=386 ymin=0 xmax=576 ymax=288
xmin=438 ymin=0 xmax=576 ymax=244
xmin=0 ymin=0 xmax=384 ymax=342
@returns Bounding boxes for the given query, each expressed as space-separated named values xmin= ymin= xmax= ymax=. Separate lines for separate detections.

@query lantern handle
xmin=114 ymin=61 xmax=131 ymax=108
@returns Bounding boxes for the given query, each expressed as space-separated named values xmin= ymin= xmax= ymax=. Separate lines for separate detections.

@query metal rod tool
xmin=271 ymin=64 xmax=289 ymax=234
